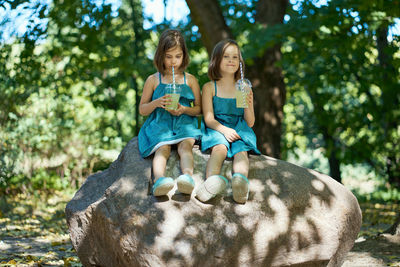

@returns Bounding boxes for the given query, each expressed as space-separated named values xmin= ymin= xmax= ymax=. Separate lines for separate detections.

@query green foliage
xmin=1 ymin=0 xmax=399 ymax=195
xmin=0 ymin=0 xmax=152 ymax=192
xmin=280 ymin=0 xmax=400 ymax=185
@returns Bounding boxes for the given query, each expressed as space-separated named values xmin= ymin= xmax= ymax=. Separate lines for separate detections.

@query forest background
xmin=0 ymin=0 xmax=399 ymax=265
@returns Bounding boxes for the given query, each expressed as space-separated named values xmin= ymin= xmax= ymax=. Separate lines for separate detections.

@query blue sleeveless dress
xmin=138 ymin=73 xmax=202 ymax=158
xmin=201 ymin=81 xmax=261 ymax=158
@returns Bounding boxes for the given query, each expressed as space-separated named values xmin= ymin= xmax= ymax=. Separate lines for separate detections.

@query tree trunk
xmin=248 ymin=46 xmax=286 ymax=158
xmin=376 ymin=23 xmax=400 ymax=239
xmin=185 ymin=0 xmax=233 ymax=55
xmin=321 ymin=125 xmax=342 ymax=183
xmin=128 ymin=0 xmax=145 ymax=135
xmin=186 ymin=0 xmax=288 ymax=158
xmin=328 ymin=145 xmax=341 ymax=183
xmin=251 ymin=0 xmax=288 ymax=158
xmin=376 ymin=24 xmax=400 ymax=189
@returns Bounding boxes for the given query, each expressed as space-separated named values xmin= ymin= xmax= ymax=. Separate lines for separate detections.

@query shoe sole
xmin=232 ymin=176 xmax=249 ymax=204
xmin=177 ymin=179 xmax=194 ymax=194
xmin=153 ymin=182 xmax=174 ymax=196
xmin=196 ymin=175 xmax=227 ymax=202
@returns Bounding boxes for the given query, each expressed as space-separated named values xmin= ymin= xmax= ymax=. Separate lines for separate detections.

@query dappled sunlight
xmin=154 ymin=206 xmax=186 ymax=255
xmin=184 ymin=225 xmax=199 ymax=238
xmin=311 ymin=179 xmax=325 ymax=192
xmin=281 ymin=170 xmax=294 ymax=178
xmin=123 ymin=213 xmax=148 ymax=228
xmin=240 ymin=211 xmax=260 ymax=231
xmin=1 ymin=0 xmax=398 ymax=264
xmin=213 ymin=208 xmax=229 ymax=227
xmin=224 ymin=222 xmax=239 ymax=238
xmin=268 ymin=195 xmax=290 ymax=233
xmin=253 ymin=220 xmax=273 ymax=257
xmin=174 ymin=240 xmax=193 ymax=261
xmin=251 ymin=155 xmax=278 ymax=167
xmin=237 ymin=244 xmax=252 ymax=264
xmin=266 ymin=178 xmax=281 ymax=194
xmin=248 ymin=178 xmax=266 ymax=201
xmin=0 ymin=240 xmax=11 ymax=250
xmin=234 ymin=200 xmax=261 ymax=216
xmin=265 ymin=157 xmax=278 ymax=166
xmin=291 ymin=217 xmax=322 ymax=251
xmin=62 ymin=138 xmax=365 ymax=266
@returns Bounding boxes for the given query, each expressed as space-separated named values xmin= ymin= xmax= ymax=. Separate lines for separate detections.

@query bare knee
xmin=178 ymin=139 xmax=195 ymax=157
xmin=156 ymin=145 xmax=171 ymax=157
xmin=211 ymin=144 xmax=228 ymax=157
xmin=234 ymin=151 xmax=248 ymax=161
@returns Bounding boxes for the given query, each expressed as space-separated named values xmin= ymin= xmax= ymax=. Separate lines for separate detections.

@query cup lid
xmin=235 ymin=78 xmax=252 ymax=89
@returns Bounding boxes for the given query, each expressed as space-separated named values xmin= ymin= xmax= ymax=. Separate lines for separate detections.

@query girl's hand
xmin=246 ymin=89 xmax=254 ymax=107
xmin=222 ymin=127 xmax=241 ymax=142
xmin=168 ymin=103 xmax=186 ymax=116
xmin=156 ymin=95 xmax=171 ymax=109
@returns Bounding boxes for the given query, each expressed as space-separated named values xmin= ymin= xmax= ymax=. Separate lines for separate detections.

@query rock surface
xmin=65 ymin=137 xmax=362 ymax=267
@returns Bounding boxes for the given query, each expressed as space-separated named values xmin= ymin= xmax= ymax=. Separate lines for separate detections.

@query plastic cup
xmin=235 ymin=79 xmax=252 ymax=108
xmin=165 ymin=84 xmax=181 ymax=110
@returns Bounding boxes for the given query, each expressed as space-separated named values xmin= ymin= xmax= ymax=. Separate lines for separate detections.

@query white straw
xmin=172 ymin=66 xmax=176 ymax=89
xmin=240 ymin=62 xmax=244 ymax=81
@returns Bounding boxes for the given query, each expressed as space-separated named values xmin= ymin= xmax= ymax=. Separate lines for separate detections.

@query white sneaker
xmin=195 ymin=175 xmax=228 ymax=202
xmin=232 ymin=173 xmax=249 ymax=204
xmin=176 ymin=174 xmax=195 ymax=195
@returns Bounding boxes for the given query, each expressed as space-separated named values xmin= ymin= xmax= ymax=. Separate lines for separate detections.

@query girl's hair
xmin=154 ymin=29 xmax=190 ymax=75
xmin=208 ymin=39 xmax=244 ymax=81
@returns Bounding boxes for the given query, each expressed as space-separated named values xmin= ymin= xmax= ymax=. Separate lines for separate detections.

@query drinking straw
xmin=172 ymin=66 xmax=176 ymax=89
xmin=240 ymin=62 xmax=244 ymax=82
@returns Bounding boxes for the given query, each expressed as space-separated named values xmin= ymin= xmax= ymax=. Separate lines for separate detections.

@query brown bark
xmin=185 ymin=0 xmax=233 ymax=55
xmin=248 ymin=45 xmax=286 ymax=158
xmin=247 ymin=0 xmax=288 ymax=158
xmin=376 ymin=25 xmax=400 ymax=188
xmin=256 ymin=0 xmax=288 ymax=25
xmin=325 ymin=134 xmax=342 ymax=183
xmin=127 ymin=0 xmax=145 ymax=134
xmin=376 ymin=24 xmax=400 ymax=236
xmin=186 ymin=0 xmax=288 ymax=158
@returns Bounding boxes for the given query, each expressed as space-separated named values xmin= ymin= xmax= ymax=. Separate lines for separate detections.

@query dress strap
xmin=183 ymin=72 xmax=187 ymax=84
xmin=158 ymin=72 xmax=163 ymax=84
xmin=214 ymin=81 xmax=217 ymax=96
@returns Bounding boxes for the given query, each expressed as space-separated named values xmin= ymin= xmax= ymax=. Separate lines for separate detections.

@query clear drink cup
xmin=235 ymin=78 xmax=252 ymax=108
xmin=165 ymin=84 xmax=181 ymax=110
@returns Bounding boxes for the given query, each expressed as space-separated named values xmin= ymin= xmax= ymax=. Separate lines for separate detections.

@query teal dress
xmin=201 ymin=81 xmax=261 ymax=158
xmin=138 ymin=73 xmax=201 ymax=158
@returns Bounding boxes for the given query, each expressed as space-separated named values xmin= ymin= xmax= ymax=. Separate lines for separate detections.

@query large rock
xmin=65 ymin=137 xmax=362 ymax=267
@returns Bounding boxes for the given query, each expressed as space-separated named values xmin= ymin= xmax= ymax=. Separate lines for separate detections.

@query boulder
xmin=65 ymin=137 xmax=362 ymax=267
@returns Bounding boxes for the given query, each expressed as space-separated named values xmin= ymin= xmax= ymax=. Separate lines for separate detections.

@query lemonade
xmin=235 ymin=79 xmax=251 ymax=108
xmin=235 ymin=90 xmax=248 ymax=108
xmin=166 ymin=93 xmax=180 ymax=110
xmin=165 ymin=84 xmax=181 ymax=110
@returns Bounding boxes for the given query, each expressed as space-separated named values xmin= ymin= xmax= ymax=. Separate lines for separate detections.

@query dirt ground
xmin=1 ymin=231 xmax=399 ymax=266
xmin=0 ymin=192 xmax=399 ymax=266
xmin=343 ymin=234 xmax=400 ymax=267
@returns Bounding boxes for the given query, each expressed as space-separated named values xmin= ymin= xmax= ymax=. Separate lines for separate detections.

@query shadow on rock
xmin=65 ymin=137 xmax=362 ymax=267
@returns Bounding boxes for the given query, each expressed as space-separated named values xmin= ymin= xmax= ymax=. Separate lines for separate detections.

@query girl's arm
xmin=243 ymin=89 xmax=255 ymax=127
xmin=202 ymin=82 xmax=240 ymax=142
xmin=139 ymin=74 xmax=170 ymax=116
xmin=168 ymin=73 xmax=201 ymax=116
